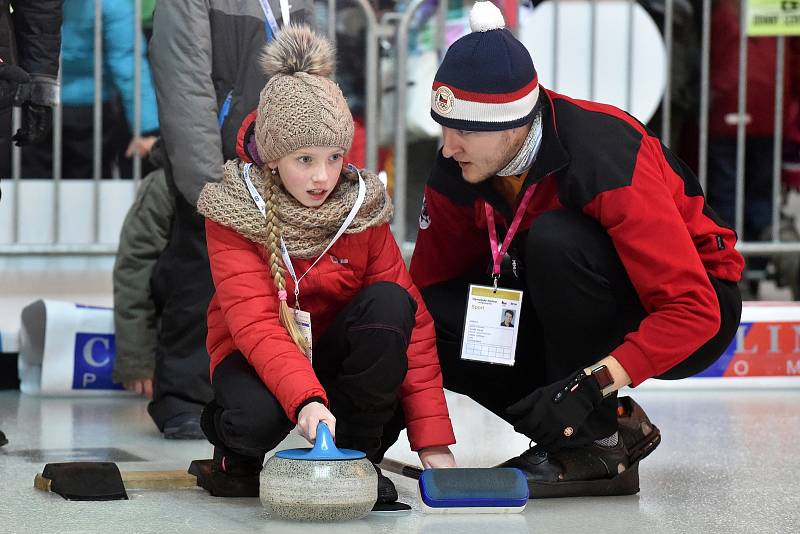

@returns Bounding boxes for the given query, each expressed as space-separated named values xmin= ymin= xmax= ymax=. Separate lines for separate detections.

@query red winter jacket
xmin=205 ymin=202 xmax=455 ymax=452
xmin=410 ymin=88 xmax=745 ymax=387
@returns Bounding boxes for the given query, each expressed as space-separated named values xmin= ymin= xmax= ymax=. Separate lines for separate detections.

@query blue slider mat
xmin=419 ymin=468 xmax=529 ymax=510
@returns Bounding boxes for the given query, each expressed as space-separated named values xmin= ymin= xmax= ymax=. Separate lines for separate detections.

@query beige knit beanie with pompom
xmin=255 ymin=25 xmax=354 ymax=164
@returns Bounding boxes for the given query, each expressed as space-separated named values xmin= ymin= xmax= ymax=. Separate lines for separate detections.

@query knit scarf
xmin=496 ymin=109 xmax=543 ymax=177
xmin=197 ymin=160 xmax=393 ymax=258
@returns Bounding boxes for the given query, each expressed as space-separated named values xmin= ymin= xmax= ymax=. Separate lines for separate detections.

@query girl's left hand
xmin=418 ymin=446 xmax=457 ymax=469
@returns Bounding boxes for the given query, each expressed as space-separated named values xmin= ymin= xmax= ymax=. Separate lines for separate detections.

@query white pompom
xmin=469 ymin=1 xmax=506 ymax=32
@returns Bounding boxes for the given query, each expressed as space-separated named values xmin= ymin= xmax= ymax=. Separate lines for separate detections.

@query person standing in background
xmin=20 ymin=0 xmax=159 ymax=180
xmin=0 ymin=0 xmax=62 ymax=447
xmin=706 ymin=0 xmax=800 ymax=298
xmin=146 ymin=0 xmax=314 ymax=439
xmin=0 ymin=0 xmax=61 ymax=184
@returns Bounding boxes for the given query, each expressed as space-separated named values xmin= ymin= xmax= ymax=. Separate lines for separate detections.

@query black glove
xmin=12 ymin=102 xmax=52 ymax=146
xmin=506 ymin=370 xmax=604 ymax=449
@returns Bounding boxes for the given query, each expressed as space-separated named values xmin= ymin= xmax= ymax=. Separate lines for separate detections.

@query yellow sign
xmin=471 ymin=286 xmax=522 ymax=301
xmin=747 ymin=0 xmax=800 ymax=36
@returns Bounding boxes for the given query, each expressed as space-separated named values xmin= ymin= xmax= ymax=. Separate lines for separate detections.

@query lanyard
xmin=484 ymin=183 xmax=538 ymax=290
xmin=257 ymin=0 xmax=280 ymax=38
xmin=242 ymin=163 xmax=367 ymax=307
xmin=221 ymin=2 xmax=279 ymax=129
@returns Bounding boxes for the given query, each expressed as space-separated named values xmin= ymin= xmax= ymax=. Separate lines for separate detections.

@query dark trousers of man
xmin=204 ymin=282 xmax=415 ymax=462
xmin=386 ymin=209 xmax=742 ymax=448
xmin=147 ymin=194 xmax=215 ymax=429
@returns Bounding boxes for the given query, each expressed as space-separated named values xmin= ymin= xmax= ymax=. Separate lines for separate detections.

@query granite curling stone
xmin=260 ymin=422 xmax=378 ymax=521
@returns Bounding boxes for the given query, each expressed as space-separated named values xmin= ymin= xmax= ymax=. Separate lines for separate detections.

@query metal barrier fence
xmin=1 ymin=0 xmax=799 ymax=260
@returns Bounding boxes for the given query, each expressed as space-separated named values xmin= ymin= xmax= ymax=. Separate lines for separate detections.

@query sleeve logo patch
xmin=419 ymin=195 xmax=431 ymax=230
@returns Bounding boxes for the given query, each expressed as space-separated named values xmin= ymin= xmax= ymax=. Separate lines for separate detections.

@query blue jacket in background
xmin=60 ymin=0 xmax=159 ymax=133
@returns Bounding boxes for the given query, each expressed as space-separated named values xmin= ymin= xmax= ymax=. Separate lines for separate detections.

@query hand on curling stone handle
xmin=297 ymin=401 xmax=336 ymax=444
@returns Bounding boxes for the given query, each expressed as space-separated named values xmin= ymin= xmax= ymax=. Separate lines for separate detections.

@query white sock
xmin=594 ymin=431 xmax=619 ymax=447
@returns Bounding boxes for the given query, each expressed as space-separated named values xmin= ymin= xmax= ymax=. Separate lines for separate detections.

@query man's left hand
xmin=506 ymin=370 xmax=604 ymax=449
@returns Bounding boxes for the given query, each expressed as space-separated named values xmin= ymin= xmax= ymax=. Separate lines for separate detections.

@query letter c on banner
xmin=83 ymin=336 xmax=111 ymax=367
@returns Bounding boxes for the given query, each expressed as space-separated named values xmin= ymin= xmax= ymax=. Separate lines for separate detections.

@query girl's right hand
xmin=296 ymin=401 xmax=336 ymax=444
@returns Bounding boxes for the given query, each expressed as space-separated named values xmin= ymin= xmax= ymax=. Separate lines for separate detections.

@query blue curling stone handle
xmin=276 ymin=422 xmax=366 ymax=461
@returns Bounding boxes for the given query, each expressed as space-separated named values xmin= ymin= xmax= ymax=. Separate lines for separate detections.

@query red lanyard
xmin=484 ymin=183 xmax=538 ymax=287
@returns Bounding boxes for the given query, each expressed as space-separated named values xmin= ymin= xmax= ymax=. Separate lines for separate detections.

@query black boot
xmin=192 ymin=447 xmax=263 ymax=498
xmin=0 ymin=430 xmax=7 ymax=447
xmin=163 ymin=412 xmax=204 ymax=440
xmin=192 ymin=401 xmax=263 ymax=497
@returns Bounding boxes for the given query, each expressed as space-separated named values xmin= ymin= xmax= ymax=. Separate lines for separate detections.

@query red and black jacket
xmin=410 ymin=88 xmax=745 ymax=387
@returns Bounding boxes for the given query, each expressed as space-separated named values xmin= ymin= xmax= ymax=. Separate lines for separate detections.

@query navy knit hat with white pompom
xmin=430 ymin=1 xmax=539 ymax=132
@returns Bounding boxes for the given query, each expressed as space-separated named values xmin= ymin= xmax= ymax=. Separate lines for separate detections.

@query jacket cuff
xmin=406 ymin=416 xmax=456 ymax=451
xmin=294 ymin=396 xmax=326 ymax=421
xmin=14 ymin=75 xmax=59 ymax=107
xmin=611 ymin=342 xmax=656 ymax=387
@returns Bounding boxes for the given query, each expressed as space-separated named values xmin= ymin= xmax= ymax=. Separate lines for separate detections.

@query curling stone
xmin=260 ymin=422 xmax=377 ymax=521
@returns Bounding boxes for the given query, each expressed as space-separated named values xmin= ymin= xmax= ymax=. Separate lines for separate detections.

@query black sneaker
xmin=0 ymin=429 xmax=7 ymax=447
xmin=498 ymin=440 xmax=639 ymax=498
xmin=191 ymin=448 xmax=263 ymax=497
xmin=617 ymin=396 xmax=661 ymax=464
xmin=163 ymin=412 xmax=205 ymax=440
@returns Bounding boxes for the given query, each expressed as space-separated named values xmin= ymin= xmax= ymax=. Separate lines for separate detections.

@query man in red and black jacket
xmin=405 ymin=2 xmax=743 ymax=498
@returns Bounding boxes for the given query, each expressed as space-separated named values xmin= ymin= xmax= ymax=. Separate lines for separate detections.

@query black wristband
xmin=295 ymin=396 xmax=326 ymax=420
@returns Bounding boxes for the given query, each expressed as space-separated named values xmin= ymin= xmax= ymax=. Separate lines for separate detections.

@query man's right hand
xmin=297 ymin=401 xmax=336 ymax=444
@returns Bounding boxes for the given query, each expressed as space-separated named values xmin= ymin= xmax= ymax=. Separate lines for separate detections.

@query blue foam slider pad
xmin=418 ymin=467 xmax=529 ymax=514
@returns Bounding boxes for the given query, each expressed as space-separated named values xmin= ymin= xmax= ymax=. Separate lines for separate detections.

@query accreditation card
xmin=293 ymin=309 xmax=313 ymax=363
xmin=459 ymin=284 xmax=523 ymax=366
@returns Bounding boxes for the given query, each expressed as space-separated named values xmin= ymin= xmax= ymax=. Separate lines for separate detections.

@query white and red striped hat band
xmin=430 ymin=78 xmax=540 ymax=132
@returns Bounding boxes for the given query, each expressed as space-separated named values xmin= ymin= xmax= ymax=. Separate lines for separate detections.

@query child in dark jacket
xmin=195 ymin=25 xmax=456 ymax=501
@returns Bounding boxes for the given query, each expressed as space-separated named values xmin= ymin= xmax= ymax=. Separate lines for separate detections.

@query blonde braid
xmin=264 ymin=170 xmax=309 ymax=355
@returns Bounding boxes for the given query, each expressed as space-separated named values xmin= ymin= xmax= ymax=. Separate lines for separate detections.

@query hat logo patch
xmin=434 ymin=86 xmax=455 ymax=115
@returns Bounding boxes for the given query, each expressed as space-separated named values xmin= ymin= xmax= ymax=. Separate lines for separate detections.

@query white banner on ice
xmin=18 ymin=300 xmax=131 ymax=396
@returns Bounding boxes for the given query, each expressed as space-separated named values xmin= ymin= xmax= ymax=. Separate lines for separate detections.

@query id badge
xmin=459 ymin=284 xmax=523 ymax=366
xmin=293 ymin=309 xmax=313 ymax=363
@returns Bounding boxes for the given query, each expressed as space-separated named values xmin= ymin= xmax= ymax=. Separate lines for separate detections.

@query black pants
xmin=20 ymin=101 xmax=156 ymax=179
xmin=147 ymin=195 xmax=214 ymax=429
xmin=417 ymin=210 xmax=742 ymax=442
xmin=204 ymin=282 xmax=415 ymax=461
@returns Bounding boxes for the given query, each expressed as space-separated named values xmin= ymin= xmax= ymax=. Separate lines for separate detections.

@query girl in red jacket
xmin=194 ymin=25 xmax=456 ymax=502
